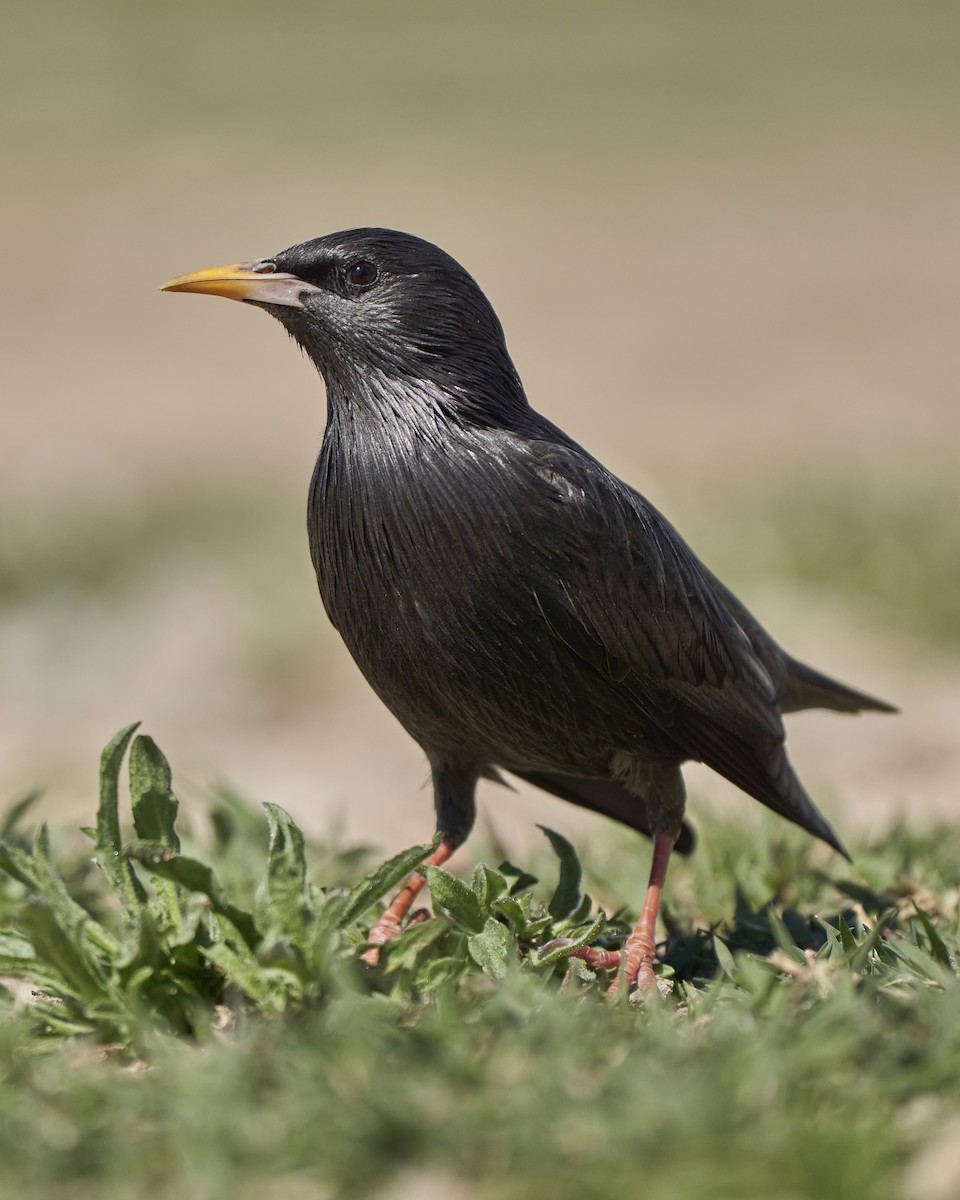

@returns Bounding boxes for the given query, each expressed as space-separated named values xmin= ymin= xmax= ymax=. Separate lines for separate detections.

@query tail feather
xmin=750 ymin=749 xmax=851 ymax=861
xmin=782 ymin=658 xmax=898 ymax=716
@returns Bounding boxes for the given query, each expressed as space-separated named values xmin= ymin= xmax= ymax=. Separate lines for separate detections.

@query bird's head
xmin=163 ymin=228 xmax=527 ymax=425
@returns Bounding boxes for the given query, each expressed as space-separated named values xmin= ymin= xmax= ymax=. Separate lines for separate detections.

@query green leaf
xmin=16 ymin=897 xmax=108 ymax=1006
xmin=888 ymin=934 xmax=948 ymax=982
xmin=29 ymin=828 xmax=119 ymax=958
xmin=0 ymin=931 xmax=35 ymax=960
xmin=767 ymin=906 xmax=807 ymax=965
xmin=538 ymin=826 xmax=582 ymax=919
xmin=130 ymin=736 xmax=181 ymax=851
xmin=129 ymin=736 xmax=185 ymax=932
xmin=200 ymin=941 xmax=297 ymax=1010
xmin=847 ymin=910 xmax=898 ymax=974
xmin=1 ymin=790 xmax=42 ymax=839
xmin=499 ymin=861 xmax=539 ymax=894
xmin=535 ymin=912 xmax=608 ymax=966
xmin=490 ymin=896 xmax=551 ymax=940
xmin=714 ymin=935 xmax=737 ymax=981
xmin=416 ymin=956 xmax=467 ymax=993
xmin=426 ymin=866 xmax=485 ymax=934
xmin=380 ymin=917 xmax=450 ymax=974
xmin=838 ymin=915 xmax=859 ymax=954
xmin=95 ymin=723 xmax=148 ymax=914
xmin=911 ymin=908 xmax=953 ymax=969
xmin=340 ymin=840 xmax=436 ymax=927
xmin=263 ymin=804 xmax=312 ymax=945
xmin=472 ymin=863 xmax=509 ymax=907
xmin=815 ymin=919 xmax=844 ymax=961
xmin=125 ymin=840 xmax=260 ymax=950
xmin=468 ymin=917 xmax=510 ymax=980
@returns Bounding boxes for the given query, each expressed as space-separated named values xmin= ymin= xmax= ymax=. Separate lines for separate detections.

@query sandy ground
xmin=1 ymin=3 xmax=957 ymax=862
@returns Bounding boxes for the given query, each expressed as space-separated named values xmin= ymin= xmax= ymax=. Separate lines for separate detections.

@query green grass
xmin=0 ymin=727 xmax=958 ymax=1199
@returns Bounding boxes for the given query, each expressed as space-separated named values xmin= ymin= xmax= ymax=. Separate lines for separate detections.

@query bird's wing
xmin=511 ymin=438 xmax=787 ymax=769
xmin=509 ymin=438 xmax=849 ymax=854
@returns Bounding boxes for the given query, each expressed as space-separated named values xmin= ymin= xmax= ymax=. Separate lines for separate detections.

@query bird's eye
xmin=252 ymin=261 xmax=277 ymax=274
xmin=347 ymin=261 xmax=379 ymax=290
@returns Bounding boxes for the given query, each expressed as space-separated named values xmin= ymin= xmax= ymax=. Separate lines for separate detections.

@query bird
xmin=162 ymin=229 xmax=895 ymax=993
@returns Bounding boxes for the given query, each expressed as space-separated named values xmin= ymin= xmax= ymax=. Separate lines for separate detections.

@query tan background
xmin=2 ymin=1 xmax=957 ymax=858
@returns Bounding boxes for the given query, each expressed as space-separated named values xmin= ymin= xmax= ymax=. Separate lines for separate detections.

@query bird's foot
xmin=361 ymin=907 xmax=431 ymax=965
xmin=360 ymin=913 xmax=405 ymax=965
xmin=360 ymin=840 xmax=456 ymax=966
xmin=549 ymin=938 xmax=659 ymax=998
xmin=542 ymin=827 xmax=679 ymax=999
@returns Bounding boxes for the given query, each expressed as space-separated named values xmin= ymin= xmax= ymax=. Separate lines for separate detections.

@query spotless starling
xmin=163 ymin=229 xmax=895 ymax=993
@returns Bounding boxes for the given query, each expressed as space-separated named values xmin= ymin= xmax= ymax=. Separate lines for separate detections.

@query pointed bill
xmin=160 ymin=262 xmax=320 ymax=308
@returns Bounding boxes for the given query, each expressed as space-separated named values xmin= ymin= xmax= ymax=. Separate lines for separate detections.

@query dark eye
xmin=346 ymin=260 xmax=379 ymax=289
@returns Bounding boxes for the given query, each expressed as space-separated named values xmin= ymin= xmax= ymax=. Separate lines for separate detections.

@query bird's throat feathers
xmin=319 ymin=353 xmax=532 ymax=449
xmin=270 ymin=299 xmax=531 ymax=437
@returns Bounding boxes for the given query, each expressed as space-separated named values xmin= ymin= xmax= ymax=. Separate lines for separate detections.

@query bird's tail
xmin=780 ymin=658 xmax=898 ymax=716
xmin=747 ymin=748 xmax=852 ymax=861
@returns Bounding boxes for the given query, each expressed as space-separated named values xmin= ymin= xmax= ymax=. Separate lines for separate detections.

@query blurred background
xmin=2 ymin=0 xmax=957 ymax=856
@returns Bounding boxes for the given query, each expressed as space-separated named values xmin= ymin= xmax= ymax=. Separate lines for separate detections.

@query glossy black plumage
xmin=168 ymin=229 xmax=895 ymax=866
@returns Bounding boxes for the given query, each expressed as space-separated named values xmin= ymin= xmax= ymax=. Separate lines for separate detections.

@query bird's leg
xmin=362 ymin=760 xmax=478 ymax=966
xmin=564 ymin=762 xmax=685 ymax=996
xmin=362 ymin=838 xmax=456 ymax=963
xmin=606 ymin=828 xmax=679 ymax=995
xmin=562 ymin=829 xmax=679 ymax=992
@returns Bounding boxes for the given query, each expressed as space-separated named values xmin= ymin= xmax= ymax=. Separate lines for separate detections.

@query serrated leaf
xmin=16 ymin=897 xmax=108 ymax=1005
xmin=130 ymin=736 xmax=181 ymax=851
xmin=95 ymin=723 xmax=148 ymax=914
xmin=30 ymin=827 xmax=119 ymax=958
xmin=340 ymin=840 xmax=435 ymax=927
xmin=124 ymin=754 xmax=182 ymax=985
xmin=426 ymin=866 xmax=485 ymax=934
xmin=263 ymin=804 xmax=312 ymax=944
xmin=125 ymin=840 xmax=259 ymax=950
xmin=468 ymin=916 xmax=510 ymax=979
xmin=538 ymin=826 xmax=583 ymax=919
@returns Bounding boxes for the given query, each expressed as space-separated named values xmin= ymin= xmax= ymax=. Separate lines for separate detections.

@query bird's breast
xmin=304 ymin=429 xmax=610 ymax=767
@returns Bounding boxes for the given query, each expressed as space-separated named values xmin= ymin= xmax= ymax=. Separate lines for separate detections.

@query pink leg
xmin=566 ymin=829 xmax=679 ymax=996
xmin=361 ymin=839 xmax=456 ymax=965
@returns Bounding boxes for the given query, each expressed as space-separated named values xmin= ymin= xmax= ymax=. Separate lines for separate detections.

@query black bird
xmin=163 ymin=229 xmax=895 ymax=992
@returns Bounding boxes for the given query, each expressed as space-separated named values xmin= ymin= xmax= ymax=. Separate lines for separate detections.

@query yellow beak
xmin=161 ymin=262 xmax=319 ymax=308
